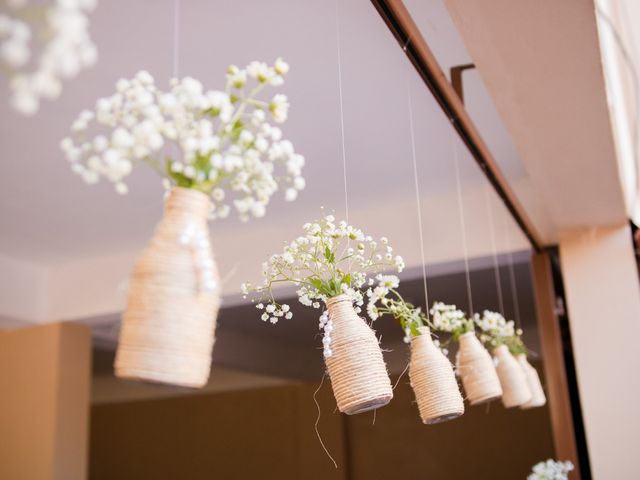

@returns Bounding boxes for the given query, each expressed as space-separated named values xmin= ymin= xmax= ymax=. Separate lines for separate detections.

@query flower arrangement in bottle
xmin=528 ymin=459 xmax=574 ymax=480
xmin=506 ymin=330 xmax=547 ymax=408
xmin=1 ymin=0 xmax=98 ymax=114
xmin=474 ymin=310 xmax=531 ymax=407
xmin=366 ymin=286 xmax=464 ymax=423
xmin=243 ymin=214 xmax=404 ymax=414
xmin=429 ymin=302 xmax=502 ymax=405
xmin=62 ymin=59 xmax=305 ymax=388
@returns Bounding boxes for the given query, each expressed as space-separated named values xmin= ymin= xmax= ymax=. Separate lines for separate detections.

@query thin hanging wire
xmin=335 ymin=1 xmax=349 ymax=223
xmin=172 ymin=0 xmax=180 ymax=79
xmin=484 ymin=185 xmax=505 ymax=314
xmin=504 ymin=217 xmax=522 ymax=328
xmin=452 ymin=139 xmax=475 ymax=315
xmin=405 ymin=58 xmax=431 ymax=321
xmin=308 ymin=2 xmax=351 ymax=468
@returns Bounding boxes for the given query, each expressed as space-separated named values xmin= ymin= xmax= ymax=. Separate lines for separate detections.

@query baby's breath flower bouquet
xmin=243 ymin=214 xmax=404 ymax=328
xmin=243 ymin=214 xmax=403 ymax=415
xmin=528 ymin=459 xmax=574 ymax=480
xmin=89 ymin=59 xmax=305 ymax=389
xmin=430 ymin=302 xmax=475 ymax=342
xmin=1 ymin=0 xmax=98 ymax=115
xmin=61 ymin=58 xmax=304 ymax=221
xmin=474 ymin=310 xmax=516 ymax=350
xmin=366 ymin=288 xmax=465 ymax=424
xmin=475 ymin=310 xmax=531 ymax=408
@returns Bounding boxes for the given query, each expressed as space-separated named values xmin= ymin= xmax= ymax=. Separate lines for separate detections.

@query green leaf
xmin=165 ymin=157 xmax=192 ymax=188
xmin=230 ymin=119 xmax=245 ymax=142
xmin=310 ymin=278 xmax=324 ymax=292
xmin=324 ymin=246 xmax=335 ymax=264
xmin=341 ymin=273 xmax=351 ymax=287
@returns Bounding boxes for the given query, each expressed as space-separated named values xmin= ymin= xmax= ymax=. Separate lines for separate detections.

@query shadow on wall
xmin=90 ymin=369 xmax=554 ymax=480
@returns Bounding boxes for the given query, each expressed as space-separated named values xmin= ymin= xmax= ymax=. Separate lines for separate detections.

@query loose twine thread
xmin=313 ymin=373 xmax=337 ymax=469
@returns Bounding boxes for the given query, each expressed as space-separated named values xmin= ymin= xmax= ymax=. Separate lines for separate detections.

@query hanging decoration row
xmin=242 ymin=213 xmax=546 ymax=422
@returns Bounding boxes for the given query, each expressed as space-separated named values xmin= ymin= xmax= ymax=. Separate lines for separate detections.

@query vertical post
xmin=558 ymin=224 xmax=640 ymax=479
xmin=530 ymin=252 xmax=581 ymax=476
xmin=0 ymin=322 xmax=91 ymax=480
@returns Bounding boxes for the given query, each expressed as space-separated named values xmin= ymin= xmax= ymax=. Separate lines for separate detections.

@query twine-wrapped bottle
xmin=517 ymin=354 xmax=547 ymax=409
xmin=456 ymin=331 xmax=502 ymax=405
xmin=409 ymin=327 xmax=464 ymax=424
xmin=493 ymin=344 xmax=531 ymax=408
xmin=115 ymin=187 xmax=221 ymax=388
xmin=325 ymin=295 xmax=393 ymax=414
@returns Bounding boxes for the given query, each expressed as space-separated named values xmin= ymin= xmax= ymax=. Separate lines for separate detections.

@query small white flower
xmin=115 ymin=182 xmax=128 ymax=195
xmin=274 ymin=57 xmax=290 ymax=76
xmin=269 ymin=94 xmax=289 ymax=123
xmin=247 ymin=61 xmax=272 ymax=83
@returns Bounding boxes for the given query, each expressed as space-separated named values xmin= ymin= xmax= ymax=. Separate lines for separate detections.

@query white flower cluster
xmin=365 ymin=274 xmax=401 ymax=321
xmin=244 ymin=214 xmax=404 ymax=321
xmin=255 ymin=302 xmax=291 ymax=325
xmin=1 ymin=0 xmax=97 ymax=115
xmin=319 ymin=310 xmax=333 ymax=358
xmin=528 ymin=459 xmax=574 ymax=480
xmin=430 ymin=302 xmax=469 ymax=334
xmin=474 ymin=310 xmax=515 ymax=348
xmin=178 ymin=223 xmax=216 ymax=293
xmin=61 ymin=59 xmax=305 ymax=221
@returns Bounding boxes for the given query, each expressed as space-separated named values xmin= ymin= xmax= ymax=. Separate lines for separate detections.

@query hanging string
xmin=484 ymin=185 xmax=505 ymax=314
xmin=405 ymin=44 xmax=431 ymax=321
xmin=335 ymin=0 xmax=349 ymax=223
xmin=172 ymin=0 xmax=180 ymax=79
xmin=504 ymin=217 xmax=522 ymax=328
xmin=452 ymin=139 xmax=475 ymax=315
xmin=309 ymin=2 xmax=351 ymax=467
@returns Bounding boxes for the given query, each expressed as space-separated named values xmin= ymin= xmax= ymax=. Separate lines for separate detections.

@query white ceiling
xmin=0 ymin=0 xmax=532 ymax=326
xmin=442 ymin=0 xmax=626 ymax=237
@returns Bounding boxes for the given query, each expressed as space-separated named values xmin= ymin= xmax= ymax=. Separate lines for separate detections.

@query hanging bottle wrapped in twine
xmin=115 ymin=187 xmax=221 ymax=388
xmin=456 ymin=331 xmax=502 ymax=405
xmin=324 ymin=295 xmax=393 ymax=415
xmin=517 ymin=354 xmax=547 ymax=409
xmin=493 ymin=344 xmax=531 ymax=408
xmin=409 ymin=327 xmax=464 ymax=424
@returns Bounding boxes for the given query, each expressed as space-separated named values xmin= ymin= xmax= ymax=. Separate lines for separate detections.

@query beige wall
xmin=90 ymin=372 xmax=554 ymax=479
xmin=0 ymin=323 xmax=91 ymax=480
xmin=560 ymin=224 xmax=640 ymax=479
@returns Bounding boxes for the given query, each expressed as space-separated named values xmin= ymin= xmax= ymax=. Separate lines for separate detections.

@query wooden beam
xmin=530 ymin=252 xmax=581 ymax=477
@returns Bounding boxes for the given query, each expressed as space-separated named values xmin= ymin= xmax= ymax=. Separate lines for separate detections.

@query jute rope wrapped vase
xmin=493 ymin=344 xmax=532 ymax=408
xmin=115 ymin=187 xmax=221 ymax=388
xmin=409 ymin=327 xmax=464 ymax=424
xmin=456 ymin=331 xmax=502 ymax=405
xmin=325 ymin=295 xmax=393 ymax=414
xmin=517 ymin=354 xmax=547 ymax=409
